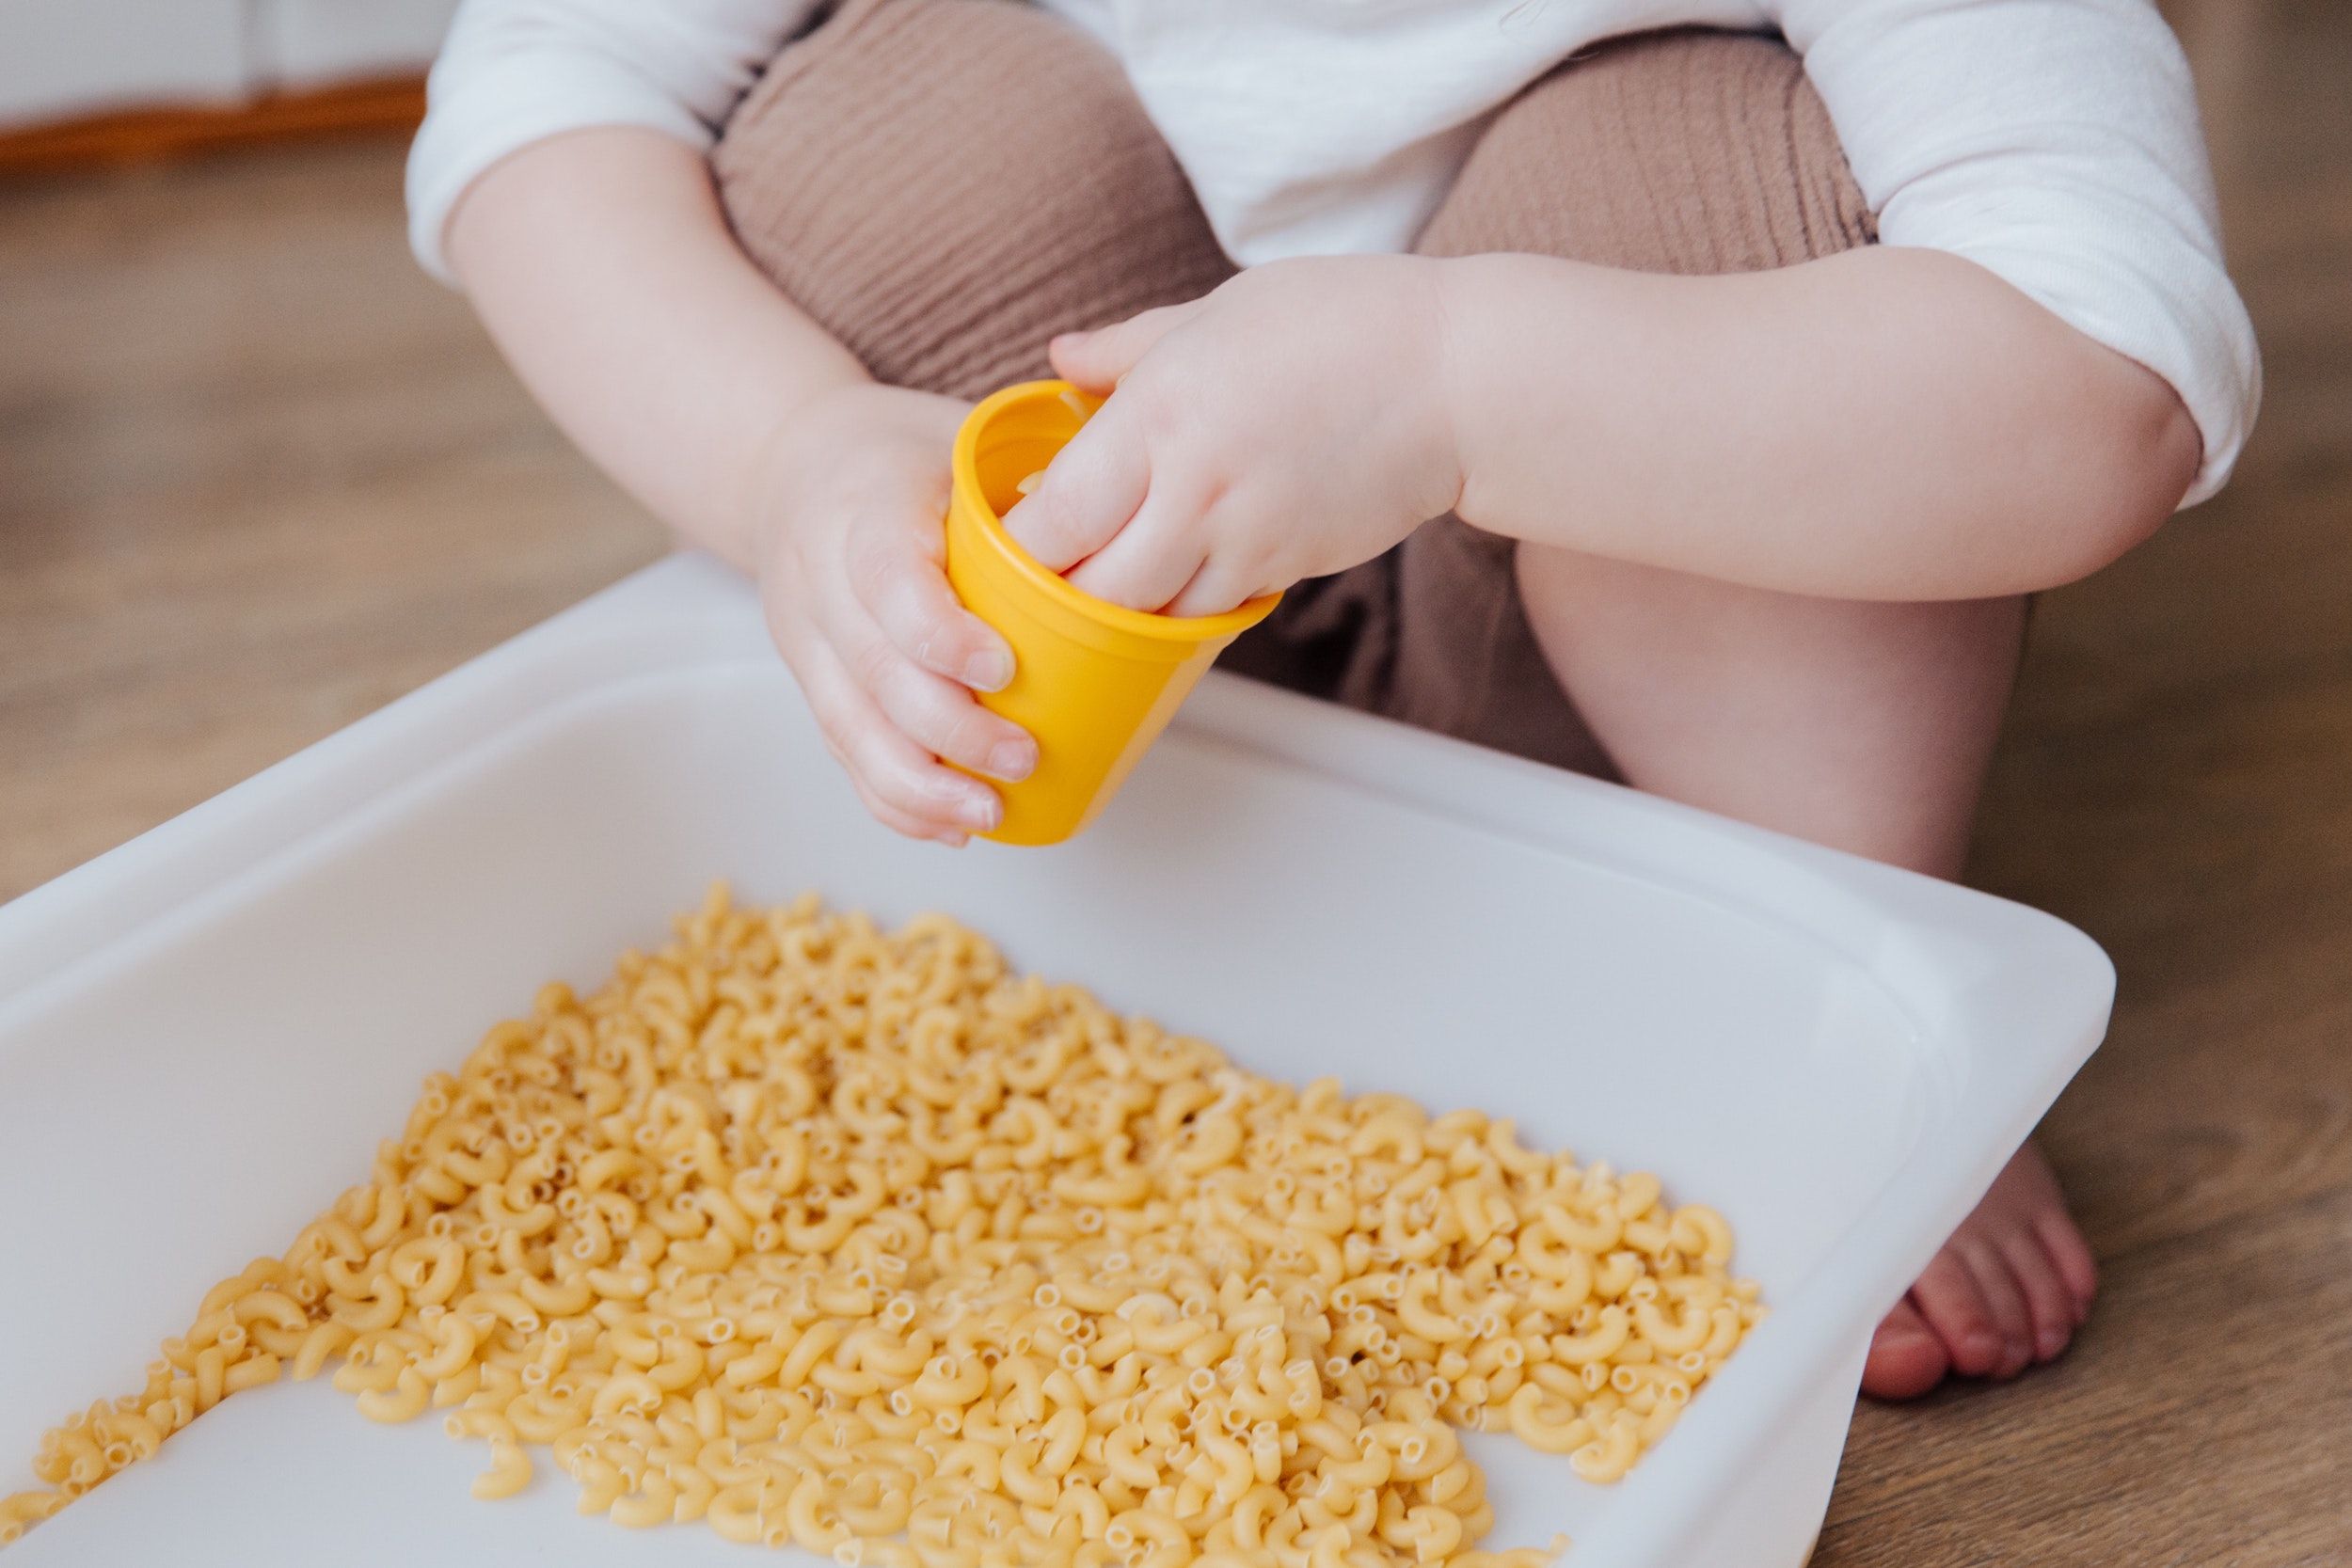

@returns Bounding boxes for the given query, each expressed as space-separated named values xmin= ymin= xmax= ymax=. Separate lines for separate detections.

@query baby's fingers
xmin=1059 ymin=483 xmax=1214 ymax=613
xmin=797 ymin=641 xmax=1002 ymax=843
xmin=1049 ymin=300 xmax=1203 ymax=394
xmin=1001 ymin=405 xmax=1152 ymax=574
xmin=844 ymin=515 xmax=1015 ymax=692
xmin=1157 ymin=555 xmax=1269 ymax=620
xmin=841 ymin=615 xmax=1037 ymax=784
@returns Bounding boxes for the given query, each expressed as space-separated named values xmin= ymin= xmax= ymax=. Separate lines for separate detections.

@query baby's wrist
xmin=1426 ymin=254 xmax=1533 ymax=528
xmin=1433 ymin=251 xmax=1645 ymax=541
xmin=1421 ymin=256 xmax=1482 ymax=517
xmin=733 ymin=376 xmax=880 ymax=568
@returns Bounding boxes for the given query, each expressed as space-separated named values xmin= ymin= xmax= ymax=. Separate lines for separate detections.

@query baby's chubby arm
xmin=1009 ymin=247 xmax=2201 ymax=609
xmin=448 ymin=128 xmax=1033 ymax=843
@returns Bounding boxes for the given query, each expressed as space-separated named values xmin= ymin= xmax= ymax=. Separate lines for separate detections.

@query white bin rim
xmin=0 ymin=554 xmax=2112 ymax=1568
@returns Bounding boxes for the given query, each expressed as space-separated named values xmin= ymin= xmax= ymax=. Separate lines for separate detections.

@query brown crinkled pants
xmin=713 ymin=0 xmax=1875 ymax=780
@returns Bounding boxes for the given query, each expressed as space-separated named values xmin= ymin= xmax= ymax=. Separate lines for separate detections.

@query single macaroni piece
xmin=8 ymin=889 xmax=1759 ymax=1562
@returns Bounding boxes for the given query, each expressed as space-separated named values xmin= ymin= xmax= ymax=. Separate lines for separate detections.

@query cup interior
xmin=971 ymin=391 xmax=1089 ymax=522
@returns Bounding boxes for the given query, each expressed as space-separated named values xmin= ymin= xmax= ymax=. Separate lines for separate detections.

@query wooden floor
xmin=1820 ymin=0 xmax=2352 ymax=1560
xmin=2 ymin=0 xmax=2346 ymax=1560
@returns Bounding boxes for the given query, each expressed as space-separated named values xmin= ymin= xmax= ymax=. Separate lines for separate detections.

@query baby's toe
xmin=2034 ymin=1210 xmax=2100 ymax=1321
xmin=1910 ymin=1245 xmax=2006 ymax=1378
xmin=1956 ymin=1237 xmax=2039 ymax=1378
xmin=2002 ymin=1140 xmax=2099 ymax=1320
xmin=1999 ymin=1233 xmax=2080 ymax=1363
xmin=1863 ymin=1295 xmax=1949 ymax=1401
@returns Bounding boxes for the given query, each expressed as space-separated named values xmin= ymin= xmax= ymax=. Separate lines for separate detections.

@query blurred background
xmin=0 ymin=0 xmax=2344 ymax=1561
xmin=1 ymin=0 xmax=455 ymax=131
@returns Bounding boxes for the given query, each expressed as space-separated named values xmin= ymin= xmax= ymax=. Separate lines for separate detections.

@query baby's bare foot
xmin=1861 ymin=1139 xmax=2097 ymax=1400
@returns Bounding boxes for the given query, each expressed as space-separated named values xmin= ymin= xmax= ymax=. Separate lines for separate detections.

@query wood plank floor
xmin=1821 ymin=0 xmax=2352 ymax=1559
xmin=0 ymin=145 xmax=667 ymax=899
xmin=2 ymin=0 xmax=2345 ymax=1559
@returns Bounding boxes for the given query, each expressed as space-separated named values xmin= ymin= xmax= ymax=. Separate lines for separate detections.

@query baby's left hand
xmin=1005 ymin=256 xmax=1464 ymax=615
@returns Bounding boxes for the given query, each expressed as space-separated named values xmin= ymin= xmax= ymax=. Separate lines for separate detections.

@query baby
xmin=408 ymin=0 xmax=2259 ymax=1399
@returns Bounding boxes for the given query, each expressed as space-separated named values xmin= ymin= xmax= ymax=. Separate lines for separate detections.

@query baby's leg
xmin=1518 ymin=559 xmax=2022 ymax=879
xmin=1517 ymin=559 xmax=2095 ymax=1394
xmin=1417 ymin=29 xmax=2097 ymax=1398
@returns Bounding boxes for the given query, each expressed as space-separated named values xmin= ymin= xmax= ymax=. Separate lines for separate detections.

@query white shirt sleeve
xmin=404 ymin=0 xmax=821 ymax=285
xmin=1782 ymin=0 xmax=2260 ymax=505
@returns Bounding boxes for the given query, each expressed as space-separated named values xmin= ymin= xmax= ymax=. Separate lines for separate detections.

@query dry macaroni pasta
xmin=5 ymin=889 xmax=1761 ymax=1560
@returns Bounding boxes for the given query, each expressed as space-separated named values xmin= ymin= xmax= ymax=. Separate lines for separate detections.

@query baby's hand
xmin=1006 ymin=257 xmax=1464 ymax=615
xmin=748 ymin=383 xmax=1036 ymax=845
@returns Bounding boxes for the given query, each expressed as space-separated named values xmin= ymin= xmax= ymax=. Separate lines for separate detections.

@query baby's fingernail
xmin=987 ymin=738 xmax=1037 ymax=782
xmin=964 ymin=648 xmax=1014 ymax=691
xmin=959 ymin=791 xmax=1002 ymax=832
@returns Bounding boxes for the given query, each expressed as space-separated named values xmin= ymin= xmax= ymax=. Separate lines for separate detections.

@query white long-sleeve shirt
xmin=407 ymin=0 xmax=2261 ymax=502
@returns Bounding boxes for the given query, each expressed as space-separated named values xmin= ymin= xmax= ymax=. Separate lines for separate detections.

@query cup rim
xmin=952 ymin=380 xmax=1279 ymax=644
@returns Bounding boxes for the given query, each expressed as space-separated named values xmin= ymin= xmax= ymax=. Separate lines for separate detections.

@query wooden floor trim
xmin=0 ymin=76 xmax=426 ymax=177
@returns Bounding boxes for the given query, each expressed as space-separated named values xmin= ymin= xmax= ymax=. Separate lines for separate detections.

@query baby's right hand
xmin=746 ymin=383 xmax=1035 ymax=846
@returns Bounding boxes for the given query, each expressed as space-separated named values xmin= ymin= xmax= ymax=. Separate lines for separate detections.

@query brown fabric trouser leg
xmin=713 ymin=0 xmax=1233 ymax=400
xmin=712 ymin=7 xmax=1874 ymax=776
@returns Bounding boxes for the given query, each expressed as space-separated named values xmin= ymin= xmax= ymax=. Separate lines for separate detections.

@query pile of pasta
xmin=4 ymin=890 xmax=1760 ymax=1561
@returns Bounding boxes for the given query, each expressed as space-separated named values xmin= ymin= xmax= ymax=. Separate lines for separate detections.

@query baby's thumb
xmin=1049 ymin=301 xmax=1200 ymax=394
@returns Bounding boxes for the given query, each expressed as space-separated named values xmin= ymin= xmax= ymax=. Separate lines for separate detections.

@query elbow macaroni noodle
xmin=5 ymin=889 xmax=1760 ymax=1560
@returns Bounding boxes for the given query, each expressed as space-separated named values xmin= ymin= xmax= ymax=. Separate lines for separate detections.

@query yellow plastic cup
xmin=945 ymin=380 xmax=1279 ymax=846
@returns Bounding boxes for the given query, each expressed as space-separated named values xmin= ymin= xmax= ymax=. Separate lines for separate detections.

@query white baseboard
xmin=252 ymin=0 xmax=461 ymax=90
xmin=0 ymin=0 xmax=454 ymax=129
xmin=0 ymin=0 xmax=249 ymax=126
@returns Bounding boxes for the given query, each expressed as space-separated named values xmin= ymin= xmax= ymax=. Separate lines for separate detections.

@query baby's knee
xmin=1418 ymin=28 xmax=1873 ymax=276
xmin=712 ymin=0 xmax=1232 ymax=399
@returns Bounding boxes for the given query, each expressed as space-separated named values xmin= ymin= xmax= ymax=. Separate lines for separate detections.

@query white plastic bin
xmin=0 ymin=554 xmax=2112 ymax=1567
